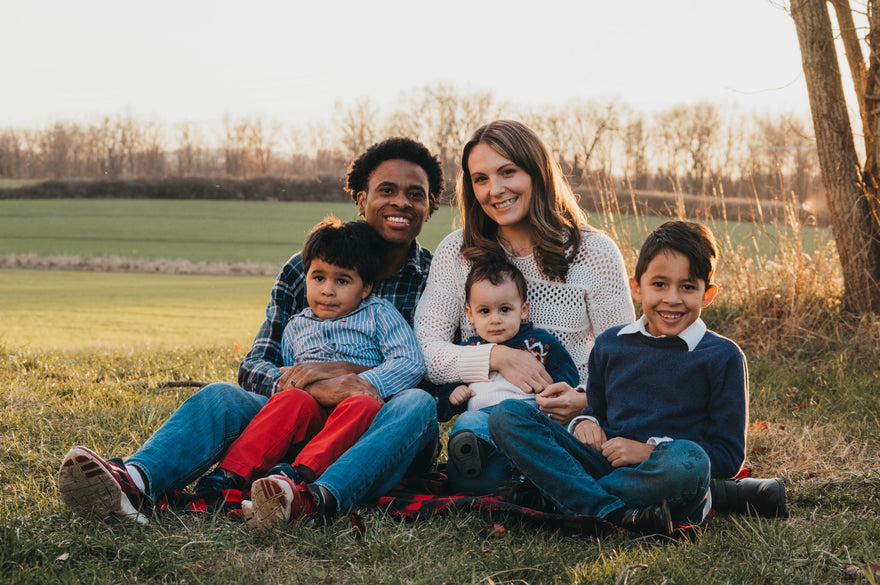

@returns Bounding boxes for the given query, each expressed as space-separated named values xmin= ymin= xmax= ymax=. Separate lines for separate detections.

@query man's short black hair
xmin=344 ymin=137 xmax=445 ymax=215
xmin=301 ymin=217 xmax=386 ymax=284
xmin=634 ymin=221 xmax=718 ymax=287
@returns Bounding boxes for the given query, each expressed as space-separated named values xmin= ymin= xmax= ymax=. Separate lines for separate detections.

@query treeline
xmin=0 ymin=83 xmax=821 ymax=205
xmin=0 ymin=177 xmax=350 ymax=202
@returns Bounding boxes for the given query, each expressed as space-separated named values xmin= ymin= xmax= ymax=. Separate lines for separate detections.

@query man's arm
xmin=303 ymin=373 xmax=381 ymax=407
xmin=237 ymin=255 xmax=307 ymax=396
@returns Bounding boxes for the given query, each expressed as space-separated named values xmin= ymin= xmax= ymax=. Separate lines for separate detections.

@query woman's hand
xmin=490 ymin=345 xmax=553 ymax=393
xmin=535 ymin=382 xmax=587 ymax=424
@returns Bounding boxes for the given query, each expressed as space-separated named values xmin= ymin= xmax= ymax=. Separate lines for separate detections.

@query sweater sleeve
xmin=697 ymin=347 xmax=749 ymax=478
xmin=414 ymin=231 xmax=493 ymax=385
xmin=583 ymin=336 xmax=608 ymax=423
xmin=537 ymin=331 xmax=580 ymax=388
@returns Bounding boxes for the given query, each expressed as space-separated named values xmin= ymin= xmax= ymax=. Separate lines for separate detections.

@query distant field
xmin=0 ymin=199 xmax=459 ymax=265
xmin=0 ymin=268 xmax=272 ymax=351
xmin=0 ymin=198 xmax=835 ymax=352
xmin=0 ymin=198 xmax=831 ymax=265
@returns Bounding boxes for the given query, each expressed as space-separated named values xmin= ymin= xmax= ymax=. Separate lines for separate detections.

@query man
xmin=57 ymin=137 xmax=444 ymax=525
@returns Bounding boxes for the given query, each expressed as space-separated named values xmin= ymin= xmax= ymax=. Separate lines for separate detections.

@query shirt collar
xmin=618 ymin=315 xmax=707 ymax=351
xmin=301 ymin=296 xmax=374 ymax=322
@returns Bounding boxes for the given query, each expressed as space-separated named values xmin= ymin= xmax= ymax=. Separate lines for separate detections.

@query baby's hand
xmin=449 ymin=385 xmax=475 ymax=406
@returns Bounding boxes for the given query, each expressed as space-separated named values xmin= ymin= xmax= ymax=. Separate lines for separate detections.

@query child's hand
xmin=449 ymin=385 xmax=474 ymax=406
xmin=573 ymin=419 xmax=606 ymax=451
xmin=536 ymin=382 xmax=587 ymax=424
xmin=601 ymin=437 xmax=654 ymax=467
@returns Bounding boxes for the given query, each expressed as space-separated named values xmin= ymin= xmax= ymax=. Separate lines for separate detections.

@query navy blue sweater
xmin=437 ymin=323 xmax=579 ymax=422
xmin=585 ymin=325 xmax=748 ymax=479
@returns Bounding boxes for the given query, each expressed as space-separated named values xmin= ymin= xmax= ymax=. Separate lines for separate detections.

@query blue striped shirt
xmin=238 ymin=240 xmax=432 ymax=396
xmin=281 ymin=295 xmax=425 ymax=399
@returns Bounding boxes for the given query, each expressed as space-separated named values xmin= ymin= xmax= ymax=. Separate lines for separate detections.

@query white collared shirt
xmin=616 ymin=315 xmax=707 ymax=351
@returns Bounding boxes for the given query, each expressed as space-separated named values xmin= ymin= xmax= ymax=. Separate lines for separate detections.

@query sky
xmin=1 ymin=0 xmax=813 ymax=130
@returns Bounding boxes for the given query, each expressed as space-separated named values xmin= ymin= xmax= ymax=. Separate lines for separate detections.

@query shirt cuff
xmin=567 ymin=415 xmax=598 ymax=434
xmin=458 ymin=343 xmax=494 ymax=384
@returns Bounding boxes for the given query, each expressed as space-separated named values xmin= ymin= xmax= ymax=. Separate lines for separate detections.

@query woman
xmin=414 ymin=120 xmax=635 ymax=494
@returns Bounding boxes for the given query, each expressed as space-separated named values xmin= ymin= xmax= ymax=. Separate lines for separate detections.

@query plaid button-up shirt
xmin=238 ymin=240 xmax=432 ymax=396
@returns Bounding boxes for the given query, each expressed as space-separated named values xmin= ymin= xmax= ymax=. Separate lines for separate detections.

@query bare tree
xmin=654 ymin=103 xmax=720 ymax=195
xmin=336 ymin=98 xmax=379 ymax=160
xmin=789 ymin=0 xmax=880 ymax=311
xmin=395 ymin=83 xmax=498 ymax=178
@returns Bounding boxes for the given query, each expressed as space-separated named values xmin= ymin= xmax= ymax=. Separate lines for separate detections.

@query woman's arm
xmin=415 ymin=232 xmax=496 ymax=385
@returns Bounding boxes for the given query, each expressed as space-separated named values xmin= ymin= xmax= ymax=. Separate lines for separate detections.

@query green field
xmin=0 ymin=198 xmax=835 ymax=352
xmin=0 ymin=198 xmax=832 ymax=264
xmin=0 ymin=269 xmax=272 ymax=351
xmin=0 ymin=199 xmax=460 ymax=264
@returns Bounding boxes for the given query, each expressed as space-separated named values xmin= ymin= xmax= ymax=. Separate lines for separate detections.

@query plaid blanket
xmin=154 ymin=467 xmax=726 ymax=538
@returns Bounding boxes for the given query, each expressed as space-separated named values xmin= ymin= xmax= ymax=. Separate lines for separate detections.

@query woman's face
xmin=467 ymin=143 xmax=533 ymax=229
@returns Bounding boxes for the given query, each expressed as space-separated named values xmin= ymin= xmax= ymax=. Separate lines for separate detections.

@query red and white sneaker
xmin=248 ymin=475 xmax=321 ymax=531
xmin=57 ymin=446 xmax=150 ymax=525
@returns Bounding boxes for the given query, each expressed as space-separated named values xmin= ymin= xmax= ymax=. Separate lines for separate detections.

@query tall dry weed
xmin=588 ymin=178 xmax=856 ymax=360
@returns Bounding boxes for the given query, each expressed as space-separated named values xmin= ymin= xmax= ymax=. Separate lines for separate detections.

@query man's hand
xmin=489 ymin=345 xmax=552 ymax=394
xmin=278 ymin=362 xmax=370 ymax=391
xmin=601 ymin=437 xmax=654 ymax=468
xmin=573 ymin=419 xmax=606 ymax=451
xmin=304 ymin=373 xmax=382 ymax=408
xmin=449 ymin=385 xmax=474 ymax=406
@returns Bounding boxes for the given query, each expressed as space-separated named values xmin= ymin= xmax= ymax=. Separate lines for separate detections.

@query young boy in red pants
xmin=196 ymin=217 xmax=425 ymax=493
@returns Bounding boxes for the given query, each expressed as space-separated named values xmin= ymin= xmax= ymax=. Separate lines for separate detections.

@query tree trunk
xmin=791 ymin=0 xmax=880 ymax=312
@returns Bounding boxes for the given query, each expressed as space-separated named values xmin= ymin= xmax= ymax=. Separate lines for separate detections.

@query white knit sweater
xmin=414 ymin=228 xmax=636 ymax=387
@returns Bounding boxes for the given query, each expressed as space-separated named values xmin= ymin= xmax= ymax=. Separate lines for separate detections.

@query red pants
xmin=218 ymin=388 xmax=382 ymax=484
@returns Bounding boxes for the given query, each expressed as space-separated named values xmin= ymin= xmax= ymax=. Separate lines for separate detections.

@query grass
xmin=2 ymin=197 xmax=879 ymax=583
xmin=1 ymin=340 xmax=879 ymax=584
xmin=0 ymin=269 xmax=272 ymax=351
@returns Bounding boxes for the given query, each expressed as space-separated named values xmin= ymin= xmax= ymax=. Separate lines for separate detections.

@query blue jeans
xmin=488 ymin=399 xmax=710 ymax=520
xmin=447 ymin=400 xmax=538 ymax=494
xmin=314 ymin=388 xmax=438 ymax=514
xmin=126 ymin=382 xmax=267 ymax=501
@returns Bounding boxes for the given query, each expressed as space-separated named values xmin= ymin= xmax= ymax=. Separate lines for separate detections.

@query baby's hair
xmin=465 ymin=259 xmax=528 ymax=305
xmin=634 ymin=221 xmax=718 ymax=287
xmin=344 ymin=136 xmax=445 ymax=216
xmin=301 ymin=217 xmax=385 ymax=285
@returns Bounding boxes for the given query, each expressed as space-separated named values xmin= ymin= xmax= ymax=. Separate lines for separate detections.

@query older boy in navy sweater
xmin=489 ymin=221 xmax=747 ymax=536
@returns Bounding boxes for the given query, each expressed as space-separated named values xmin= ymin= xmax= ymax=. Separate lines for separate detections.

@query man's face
xmin=357 ymin=159 xmax=431 ymax=247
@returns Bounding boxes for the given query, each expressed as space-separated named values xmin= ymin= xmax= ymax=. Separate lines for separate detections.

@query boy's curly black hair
xmin=344 ymin=137 xmax=444 ymax=216
xmin=301 ymin=217 xmax=386 ymax=285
